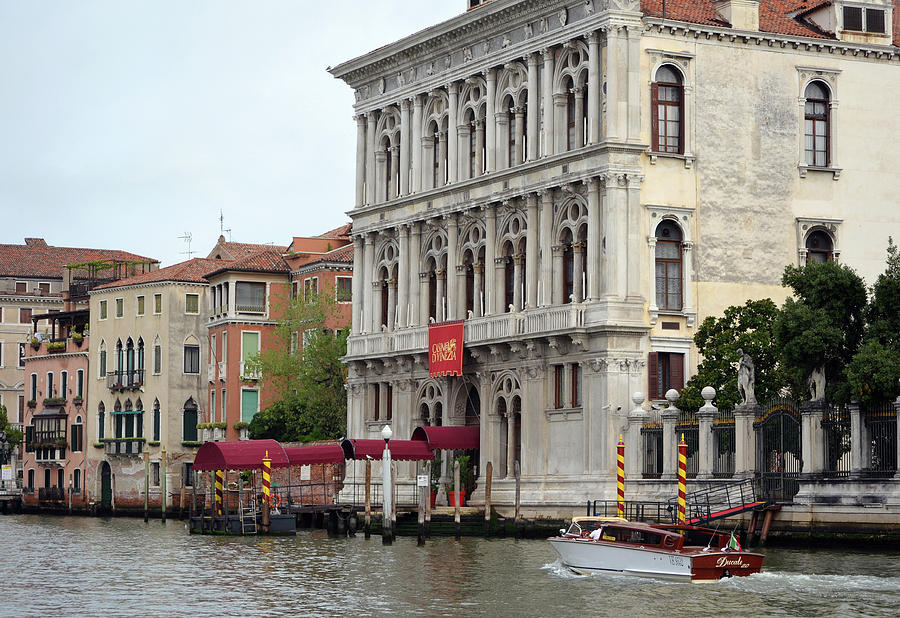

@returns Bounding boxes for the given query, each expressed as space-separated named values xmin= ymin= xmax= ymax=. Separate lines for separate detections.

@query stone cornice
xmin=292 ymin=262 xmax=354 ymax=277
xmin=644 ymin=18 xmax=899 ymax=62
xmin=88 ymin=281 xmax=208 ymax=295
xmin=346 ymin=141 xmax=646 ymax=234
xmin=0 ymin=295 xmax=62 ymax=305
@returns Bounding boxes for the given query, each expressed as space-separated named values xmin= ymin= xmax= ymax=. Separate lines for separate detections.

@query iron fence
xmin=640 ymin=410 xmax=663 ymax=479
xmin=754 ymin=398 xmax=802 ymax=503
xmin=863 ymin=401 xmax=897 ymax=478
xmin=712 ymin=407 xmax=735 ymax=478
xmin=821 ymin=404 xmax=852 ymax=478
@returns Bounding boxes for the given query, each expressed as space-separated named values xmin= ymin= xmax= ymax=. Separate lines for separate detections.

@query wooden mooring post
xmin=417 ymin=472 xmax=426 ymax=547
xmin=514 ymin=460 xmax=521 ymax=536
xmin=143 ymin=451 xmax=149 ymax=523
xmin=453 ymin=460 xmax=461 ymax=540
xmin=483 ymin=461 xmax=493 ymax=537
xmin=364 ymin=459 xmax=371 ymax=539
xmin=424 ymin=460 xmax=432 ymax=537
xmin=160 ymin=448 xmax=167 ymax=523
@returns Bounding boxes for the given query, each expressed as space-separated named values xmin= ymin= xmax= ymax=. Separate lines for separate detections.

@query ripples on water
xmin=3 ymin=514 xmax=900 ymax=617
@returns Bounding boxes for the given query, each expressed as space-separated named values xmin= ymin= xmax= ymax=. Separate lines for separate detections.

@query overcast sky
xmin=0 ymin=1 xmax=459 ymax=267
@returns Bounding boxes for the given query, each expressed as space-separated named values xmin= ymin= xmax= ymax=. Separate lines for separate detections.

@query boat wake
xmin=725 ymin=570 xmax=900 ymax=594
xmin=541 ymin=559 xmax=584 ymax=579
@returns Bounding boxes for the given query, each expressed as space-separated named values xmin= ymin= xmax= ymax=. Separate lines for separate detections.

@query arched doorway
xmin=99 ymin=461 xmax=112 ymax=510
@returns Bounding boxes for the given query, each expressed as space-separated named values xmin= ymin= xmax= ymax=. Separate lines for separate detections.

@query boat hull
xmin=549 ymin=537 xmax=763 ymax=582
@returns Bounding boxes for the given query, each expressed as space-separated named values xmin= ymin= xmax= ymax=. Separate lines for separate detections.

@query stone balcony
xmin=346 ymin=303 xmax=587 ymax=359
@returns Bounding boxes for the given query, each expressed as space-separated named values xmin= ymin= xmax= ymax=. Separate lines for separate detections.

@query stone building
xmin=330 ymin=0 xmax=900 ymax=513
xmin=86 ymin=259 xmax=217 ymax=512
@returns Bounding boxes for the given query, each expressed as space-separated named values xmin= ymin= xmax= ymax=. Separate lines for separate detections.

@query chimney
xmin=24 ymin=237 xmax=48 ymax=248
xmin=714 ymin=0 xmax=760 ymax=31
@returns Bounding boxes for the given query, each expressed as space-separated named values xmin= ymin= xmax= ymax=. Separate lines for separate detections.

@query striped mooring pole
xmin=616 ymin=434 xmax=625 ymax=518
xmin=677 ymin=433 xmax=687 ymax=525
xmin=215 ymin=470 xmax=224 ymax=516
xmin=261 ymin=450 xmax=272 ymax=532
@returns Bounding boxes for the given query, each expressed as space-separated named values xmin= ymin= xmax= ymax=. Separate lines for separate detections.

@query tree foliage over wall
xmin=684 ymin=240 xmax=899 ymax=407
xmin=247 ymin=287 xmax=348 ymax=442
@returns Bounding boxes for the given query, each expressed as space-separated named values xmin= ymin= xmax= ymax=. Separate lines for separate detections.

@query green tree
xmin=775 ymin=259 xmax=867 ymax=403
xmin=0 ymin=404 xmax=23 ymax=446
xmin=679 ymin=299 xmax=788 ymax=409
xmin=247 ymin=286 xmax=348 ymax=442
xmin=846 ymin=238 xmax=900 ymax=403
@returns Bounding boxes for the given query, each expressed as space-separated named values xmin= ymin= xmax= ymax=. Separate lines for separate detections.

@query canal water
xmin=2 ymin=515 xmax=899 ymax=617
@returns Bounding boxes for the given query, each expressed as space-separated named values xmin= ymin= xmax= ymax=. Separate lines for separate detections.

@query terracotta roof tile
xmin=0 ymin=239 xmax=157 ymax=279
xmin=318 ymin=223 xmax=352 ymax=239
xmin=302 ymin=243 xmax=354 ymax=268
xmin=93 ymin=258 xmax=223 ymax=290
xmin=204 ymin=248 xmax=291 ymax=278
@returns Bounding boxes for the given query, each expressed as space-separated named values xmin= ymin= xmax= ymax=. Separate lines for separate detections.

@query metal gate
xmin=100 ymin=461 xmax=112 ymax=509
xmin=754 ymin=399 xmax=802 ymax=502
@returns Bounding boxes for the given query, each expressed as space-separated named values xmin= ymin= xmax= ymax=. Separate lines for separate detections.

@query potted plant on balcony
xmin=72 ymin=395 xmax=84 ymax=406
xmin=30 ymin=337 xmax=41 ymax=350
xmin=233 ymin=421 xmax=250 ymax=441
xmin=71 ymin=330 xmax=84 ymax=346
xmin=27 ymin=400 xmax=37 ymax=409
xmin=47 ymin=341 xmax=66 ymax=353
xmin=43 ymin=396 xmax=67 ymax=406
xmin=54 ymin=437 xmax=68 ymax=449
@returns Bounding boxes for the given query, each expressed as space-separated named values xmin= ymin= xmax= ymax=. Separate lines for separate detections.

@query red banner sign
xmin=428 ymin=320 xmax=464 ymax=377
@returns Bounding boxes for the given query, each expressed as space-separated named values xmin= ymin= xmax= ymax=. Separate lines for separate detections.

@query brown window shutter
xmin=671 ymin=353 xmax=685 ymax=393
xmin=678 ymin=85 xmax=685 ymax=155
xmin=650 ymin=82 xmax=659 ymax=152
xmin=648 ymin=352 xmax=659 ymax=399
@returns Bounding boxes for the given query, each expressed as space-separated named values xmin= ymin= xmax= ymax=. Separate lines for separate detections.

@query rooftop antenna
xmin=179 ymin=232 xmax=194 ymax=258
xmin=219 ymin=209 xmax=232 ymax=241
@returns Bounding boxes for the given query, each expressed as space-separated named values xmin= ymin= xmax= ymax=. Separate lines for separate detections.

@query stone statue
xmin=737 ymin=348 xmax=756 ymax=406
xmin=808 ymin=364 xmax=826 ymax=401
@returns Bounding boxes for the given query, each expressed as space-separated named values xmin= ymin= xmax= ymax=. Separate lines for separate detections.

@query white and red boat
xmin=549 ymin=517 xmax=764 ymax=582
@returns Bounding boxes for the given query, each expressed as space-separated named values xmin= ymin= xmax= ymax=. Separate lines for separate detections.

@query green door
xmin=100 ymin=461 xmax=112 ymax=508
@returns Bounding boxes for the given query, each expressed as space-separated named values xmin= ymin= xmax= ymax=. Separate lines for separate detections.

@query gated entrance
xmin=754 ymin=399 xmax=802 ymax=502
xmin=100 ymin=461 xmax=112 ymax=510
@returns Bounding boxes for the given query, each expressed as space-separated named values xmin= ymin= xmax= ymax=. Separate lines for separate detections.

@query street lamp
xmin=381 ymin=424 xmax=393 ymax=544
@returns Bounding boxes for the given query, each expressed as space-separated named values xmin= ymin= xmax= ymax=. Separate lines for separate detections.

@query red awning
xmin=411 ymin=425 xmax=480 ymax=450
xmin=341 ymin=439 xmax=434 ymax=461
xmin=193 ymin=439 xmax=291 ymax=471
xmin=283 ymin=444 xmax=346 ymax=466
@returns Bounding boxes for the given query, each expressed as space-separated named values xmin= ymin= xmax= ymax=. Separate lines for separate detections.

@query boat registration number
xmin=668 ymin=555 xmax=688 ymax=568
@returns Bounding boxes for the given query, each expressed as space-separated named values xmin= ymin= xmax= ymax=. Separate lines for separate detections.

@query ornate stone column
xmin=371 ymin=280 xmax=384 ymax=333
xmin=512 ymin=254 xmax=524 ymax=312
xmin=573 ymin=87 xmax=585 ymax=149
xmin=800 ymin=400 xmax=825 ymax=476
xmin=448 ymin=82 xmax=459 ymax=183
xmin=351 ymin=235 xmax=364 ymax=334
xmin=573 ymin=242 xmax=585 ymax=303
xmin=485 ymin=68 xmax=496 ymax=172
xmin=733 ymin=403 xmax=758 ymax=478
xmin=626 ymin=392 xmax=646 ymax=480
xmin=496 ymin=112 xmax=510 ymax=169
xmin=539 ymin=189 xmax=553 ymax=306
xmin=585 ymin=177 xmax=601 ymax=301
xmin=526 ymin=52 xmax=539 ymax=161
xmin=605 ymin=26 xmax=620 ymax=141
xmin=525 ymin=193 xmax=538 ymax=308
xmin=513 ymin=106 xmax=526 ymax=166
xmin=626 ymin=174 xmax=643 ymax=300
xmin=386 ymin=278 xmax=397 ymax=332
xmin=473 ymin=262 xmax=484 ymax=318
xmin=412 ymin=95 xmax=423 ymax=193
xmin=849 ymin=401 xmax=864 ymax=475
xmin=626 ymin=25 xmax=641 ymax=141
xmin=661 ymin=390 xmax=680 ymax=480
xmin=494 ymin=257 xmax=507 ymax=314
xmin=365 ymin=112 xmax=377 ymax=204
xmin=551 ymin=245 xmax=564 ymax=305
xmin=408 ymin=222 xmax=421 ymax=327
xmin=446 ymin=214 xmax=458 ymax=320
xmin=399 ymin=99 xmax=411 ymax=196
xmin=696 ymin=387 xmax=717 ymax=480
xmin=374 ymin=150 xmax=387 ymax=204
xmin=455 ymin=264 xmax=467 ymax=319
xmin=362 ymin=234 xmax=375 ymax=333
xmin=682 ymin=241 xmax=695 ymax=324
xmin=435 ymin=269 xmax=446 ymax=322
xmin=390 ymin=146 xmax=400 ymax=200
xmin=437 ymin=131 xmax=448 ymax=186
xmin=506 ymin=412 xmax=516 ymax=479
xmin=553 ymin=92 xmax=568 ymax=153
xmin=542 ymin=48 xmax=555 ymax=157
xmin=587 ymin=32 xmax=600 ymax=144
xmin=647 ymin=236 xmax=658 ymax=323
xmin=355 ymin=115 xmax=366 ymax=208
xmin=419 ymin=271 xmax=430 ymax=325
xmin=474 ymin=119 xmax=484 ymax=177
xmin=484 ymin=204 xmax=497 ymax=315
xmin=398 ymin=225 xmax=409 ymax=328
xmin=458 ymin=123 xmax=471 ymax=181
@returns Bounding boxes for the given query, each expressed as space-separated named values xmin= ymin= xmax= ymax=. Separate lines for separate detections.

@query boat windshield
xmin=564 ymin=522 xmax=583 ymax=537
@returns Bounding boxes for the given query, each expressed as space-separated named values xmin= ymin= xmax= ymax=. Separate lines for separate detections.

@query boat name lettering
xmin=715 ymin=556 xmax=745 ymax=568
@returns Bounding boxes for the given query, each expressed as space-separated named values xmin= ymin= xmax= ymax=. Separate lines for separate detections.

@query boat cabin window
xmin=603 ymin=526 xmax=663 ymax=546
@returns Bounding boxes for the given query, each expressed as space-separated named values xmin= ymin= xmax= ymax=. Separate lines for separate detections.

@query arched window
xmin=651 ymin=65 xmax=684 ymax=154
xmin=806 ymin=230 xmax=834 ymax=263
xmin=137 ymin=338 xmax=144 ymax=379
xmin=183 ymin=399 xmax=199 ymax=442
xmin=655 ymin=220 xmax=683 ymax=311
xmin=804 ymin=81 xmax=830 ymax=167
xmin=97 ymin=402 xmax=105 ymax=440
xmin=153 ymin=399 xmax=161 ymax=442
xmin=115 ymin=339 xmax=124 ymax=377
xmin=125 ymin=338 xmax=135 ymax=386
xmin=98 ymin=340 xmax=107 ymax=378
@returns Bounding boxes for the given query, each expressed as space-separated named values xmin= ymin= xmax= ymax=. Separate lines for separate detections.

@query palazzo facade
xmin=331 ymin=0 xmax=900 ymax=511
